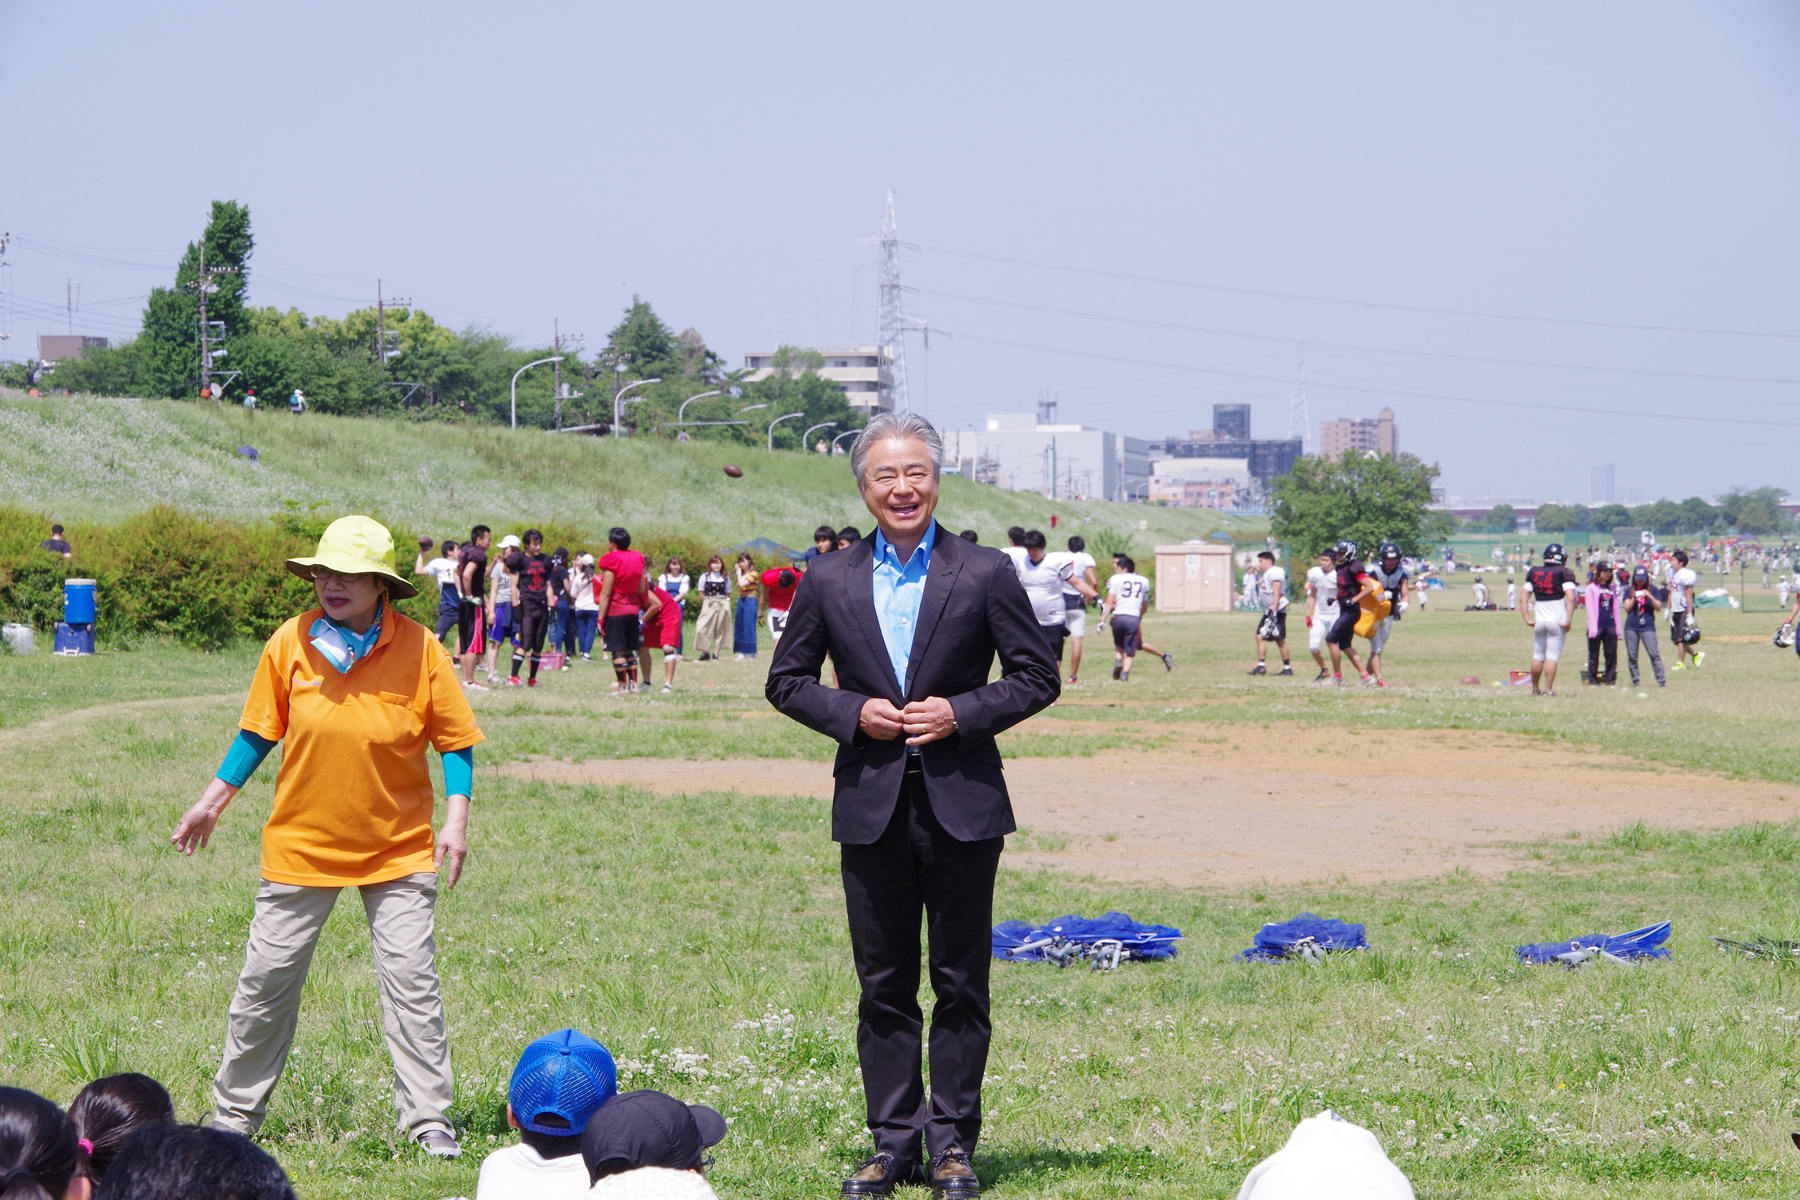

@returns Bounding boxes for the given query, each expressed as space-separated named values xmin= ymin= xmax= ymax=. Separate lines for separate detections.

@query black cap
xmin=581 ymin=1091 xmax=727 ymax=1182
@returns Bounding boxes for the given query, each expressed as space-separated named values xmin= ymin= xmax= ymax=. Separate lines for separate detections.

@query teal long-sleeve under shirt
xmin=215 ymin=729 xmax=474 ymax=796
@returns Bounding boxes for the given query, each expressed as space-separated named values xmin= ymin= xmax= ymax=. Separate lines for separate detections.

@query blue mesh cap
xmin=509 ymin=1029 xmax=618 ymax=1136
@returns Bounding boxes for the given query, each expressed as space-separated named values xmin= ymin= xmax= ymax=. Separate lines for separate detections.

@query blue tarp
xmin=992 ymin=912 xmax=1182 ymax=962
xmin=1238 ymin=913 xmax=1368 ymax=962
xmin=1517 ymin=920 xmax=1671 ymax=965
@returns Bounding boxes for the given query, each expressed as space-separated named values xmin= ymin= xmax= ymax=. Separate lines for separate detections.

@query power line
xmin=922 ymin=245 xmax=1800 ymax=342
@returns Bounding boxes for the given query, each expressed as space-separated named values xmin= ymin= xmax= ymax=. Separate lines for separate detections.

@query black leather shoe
xmin=843 ymin=1152 xmax=919 ymax=1197
xmin=927 ymin=1147 xmax=980 ymax=1199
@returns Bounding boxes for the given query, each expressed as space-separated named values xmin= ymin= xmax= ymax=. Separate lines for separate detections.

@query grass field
xmin=0 ymin=391 xmax=1263 ymax=554
xmin=4 ymin=587 xmax=1800 ymax=1199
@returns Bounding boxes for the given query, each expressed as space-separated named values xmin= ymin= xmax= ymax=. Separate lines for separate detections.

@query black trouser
xmin=511 ymin=600 xmax=550 ymax=678
xmin=840 ymin=773 xmax=1003 ymax=1163
xmin=1586 ymin=631 xmax=1617 ymax=683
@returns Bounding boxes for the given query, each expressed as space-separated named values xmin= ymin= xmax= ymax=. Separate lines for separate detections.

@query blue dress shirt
xmin=872 ymin=527 xmax=933 ymax=694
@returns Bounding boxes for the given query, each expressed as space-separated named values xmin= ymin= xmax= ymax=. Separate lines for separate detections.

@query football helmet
xmin=1334 ymin=540 xmax=1358 ymax=562
xmin=1774 ymin=622 xmax=1794 ymax=649
xmin=1543 ymin=543 xmax=1567 ymax=565
xmin=1378 ymin=541 xmax=1401 ymax=562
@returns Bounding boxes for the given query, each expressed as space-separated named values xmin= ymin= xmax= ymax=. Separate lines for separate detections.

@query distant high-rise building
xmin=1591 ymin=464 xmax=1615 ymax=505
xmin=1320 ymin=407 xmax=1398 ymax=458
xmin=1212 ymin=403 xmax=1250 ymax=441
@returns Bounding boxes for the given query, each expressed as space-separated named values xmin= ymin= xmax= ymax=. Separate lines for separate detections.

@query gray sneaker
xmin=1161 ymin=652 xmax=1174 ymax=671
xmin=417 ymin=1130 xmax=461 ymax=1159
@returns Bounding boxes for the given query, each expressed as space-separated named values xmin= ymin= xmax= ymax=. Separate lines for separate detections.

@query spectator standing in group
xmin=508 ymin=531 xmax=554 ymax=688
xmin=483 ymin=535 xmax=522 ymax=685
xmin=1520 ymin=542 xmax=1578 ymax=696
xmin=548 ymin=548 xmax=575 ymax=666
xmin=1582 ymin=560 xmax=1624 ymax=686
xmin=1365 ymin=543 xmax=1409 ymax=688
xmin=1247 ymin=549 xmax=1291 ymax=676
xmin=569 ymin=552 xmax=599 ymax=661
xmin=170 ymin=516 xmax=480 ymax=1160
xmin=1061 ymin=535 xmax=1098 ymax=684
xmin=1102 ymin=554 xmax=1153 ymax=681
xmin=694 ymin=555 xmax=731 ymax=661
xmin=458 ymin=525 xmax=493 ymax=690
xmin=836 ymin=525 xmax=862 ymax=551
xmin=416 ymin=537 xmax=462 ymax=651
xmin=805 ymin=525 xmax=836 ymax=564
xmin=596 ymin=528 xmax=651 ymax=694
xmin=760 ymin=561 xmax=804 ymax=644
xmin=1304 ymin=549 xmax=1340 ymax=682
xmin=475 ymin=1029 xmax=617 ymax=1200
xmin=1667 ymin=549 xmax=1703 ymax=670
xmin=40 ymin=523 xmax=73 ymax=558
xmin=1624 ymin=565 xmax=1668 ymax=687
xmin=732 ymin=552 xmax=760 ymax=660
xmin=657 ymin=558 xmax=692 ymax=609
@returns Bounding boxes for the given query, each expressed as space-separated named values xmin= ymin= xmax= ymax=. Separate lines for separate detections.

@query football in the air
xmin=723 ymin=464 xmax=743 ymax=477
xmin=418 ymin=535 xmax=433 ymax=549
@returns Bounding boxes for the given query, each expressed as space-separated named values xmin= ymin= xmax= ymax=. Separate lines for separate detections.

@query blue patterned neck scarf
xmin=309 ymin=606 xmax=383 ymax=674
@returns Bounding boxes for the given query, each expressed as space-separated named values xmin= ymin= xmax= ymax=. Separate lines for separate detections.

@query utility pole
xmin=197 ymin=246 xmax=208 ymax=399
xmin=374 ymin=281 xmax=409 ymax=373
xmin=551 ymin=322 xmax=585 ymax=430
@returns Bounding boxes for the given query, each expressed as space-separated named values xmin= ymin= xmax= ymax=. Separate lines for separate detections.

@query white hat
xmin=497 ymin=534 xmax=523 ymax=549
xmin=577 ymin=552 xmax=595 ymax=565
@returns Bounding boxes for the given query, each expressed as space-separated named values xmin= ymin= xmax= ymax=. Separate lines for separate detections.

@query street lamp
xmin=511 ymin=356 xmax=563 ymax=429
xmin=800 ymin=421 xmax=837 ymax=451
xmin=677 ymin=390 xmax=723 ymax=423
xmin=738 ymin=403 xmax=768 ymax=414
xmin=767 ymin=410 xmax=805 ymax=452
xmin=612 ymin=377 xmax=662 ymax=437
xmin=831 ymin=428 xmax=859 ymax=455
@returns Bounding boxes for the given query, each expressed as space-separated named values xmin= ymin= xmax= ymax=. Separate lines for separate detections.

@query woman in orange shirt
xmin=170 ymin=516 xmax=483 ymax=1160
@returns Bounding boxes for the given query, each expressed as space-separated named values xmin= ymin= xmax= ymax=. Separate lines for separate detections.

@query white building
xmin=741 ymin=346 xmax=893 ymax=413
xmin=971 ymin=414 xmax=1150 ymax=502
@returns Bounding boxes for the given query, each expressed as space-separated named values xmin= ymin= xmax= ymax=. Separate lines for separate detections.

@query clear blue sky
xmin=5 ymin=1 xmax=1799 ymax=503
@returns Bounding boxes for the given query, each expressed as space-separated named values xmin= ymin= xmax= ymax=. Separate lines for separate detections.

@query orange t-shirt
xmin=238 ymin=604 xmax=484 ymax=887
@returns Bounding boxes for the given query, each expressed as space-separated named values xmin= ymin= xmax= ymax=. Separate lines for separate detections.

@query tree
xmin=606 ymin=296 xmax=677 ymax=375
xmin=1631 ymin=499 xmax=1682 ymax=537
xmin=1676 ymin=497 xmax=1716 ymax=534
xmin=138 ymin=201 xmax=254 ymax=397
xmin=1718 ymin=486 xmax=1789 ymax=533
xmin=1737 ymin=498 xmax=1784 ymax=534
xmin=1534 ymin=503 xmax=1574 ymax=533
xmin=1486 ymin=503 xmax=1518 ymax=533
xmin=1592 ymin=504 xmax=1632 ymax=531
xmin=1270 ymin=452 xmax=1451 ymax=560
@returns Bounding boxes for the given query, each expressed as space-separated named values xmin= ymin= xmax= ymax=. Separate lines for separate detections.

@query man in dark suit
xmin=767 ymin=413 xmax=1060 ymax=1200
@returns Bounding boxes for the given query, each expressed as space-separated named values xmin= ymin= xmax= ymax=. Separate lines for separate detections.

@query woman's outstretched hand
xmin=172 ymin=779 xmax=238 ymax=855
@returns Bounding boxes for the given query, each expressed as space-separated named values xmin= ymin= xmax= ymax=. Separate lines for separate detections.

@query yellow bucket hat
xmin=285 ymin=515 xmax=419 ymax=599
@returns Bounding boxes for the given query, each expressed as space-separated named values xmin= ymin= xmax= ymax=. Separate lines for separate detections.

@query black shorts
xmin=603 ymin=613 xmax=642 ymax=654
xmin=1326 ymin=607 xmax=1359 ymax=650
xmin=516 ymin=601 xmax=550 ymax=654
xmin=457 ymin=600 xmax=484 ymax=655
xmin=1257 ymin=610 xmax=1288 ymax=642
xmin=1670 ymin=610 xmax=1690 ymax=642
xmin=1038 ymin=621 xmax=1067 ymax=663
xmin=1111 ymin=614 xmax=1141 ymax=655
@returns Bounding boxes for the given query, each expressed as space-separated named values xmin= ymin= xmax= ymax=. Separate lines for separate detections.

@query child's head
xmin=69 ymin=1074 xmax=175 ymax=1184
xmin=581 ymin=1091 xmax=726 ymax=1183
xmin=508 ymin=1030 xmax=618 ymax=1160
xmin=0 ymin=1086 xmax=81 ymax=1200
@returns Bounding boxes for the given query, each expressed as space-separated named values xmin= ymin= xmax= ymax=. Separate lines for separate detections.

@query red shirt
xmin=761 ymin=565 xmax=802 ymax=611
xmin=597 ymin=549 xmax=646 ymax=616
xmin=646 ymin=586 xmax=682 ymax=645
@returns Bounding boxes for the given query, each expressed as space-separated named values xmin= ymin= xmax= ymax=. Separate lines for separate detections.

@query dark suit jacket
xmin=765 ymin=522 xmax=1061 ymax=844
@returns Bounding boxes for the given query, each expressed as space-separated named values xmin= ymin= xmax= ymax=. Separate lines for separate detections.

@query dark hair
xmin=96 ymin=1125 xmax=294 ymax=1200
xmin=815 ymin=525 xmax=836 ymax=542
xmin=1022 ymin=530 xmax=1046 ymax=551
xmin=609 ymin=527 xmax=631 ymax=550
xmin=959 ymin=529 xmax=979 ymax=543
xmin=837 ymin=527 xmax=861 ymax=543
xmin=471 ymin=525 xmax=491 ymax=543
xmin=1672 ymin=549 xmax=1688 ymax=565
xmin=519 ymin=1112 xmax=582 ymax=1161
xmin=524 ymin=529 xmax=544 ymax=545
xmin=442 ymin=540 xmax=458 ymax=553
xmin=777 ymin=569 xmax=796 ymax=588
xmin=1067 ymin=536 xmax=1084 ymax=552
xmin=70 ymin=1075 xmax=175 ymax=1182
xmin=1007 ymin=526 xmax=1025 ymax=546
xmin=504 ymin=551 xmax=526 ymax=573
xmin=49 ymin=525 xmax=63 ymax=536
xmin=0 ymin=1088 xmax=77 ymax=1200
xmin=1257 ymin=550 xmax=1274 ymax=562
xmin=1116 ymin=555 xmax=1136 ymax=573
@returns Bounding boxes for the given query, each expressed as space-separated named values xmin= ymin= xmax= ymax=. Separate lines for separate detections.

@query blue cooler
xmin=57 ymin=578 xmax=96 ymax=656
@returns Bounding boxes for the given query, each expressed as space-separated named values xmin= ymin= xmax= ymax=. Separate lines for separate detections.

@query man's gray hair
xmin=850 ymin=412 xmax=943 ymax=488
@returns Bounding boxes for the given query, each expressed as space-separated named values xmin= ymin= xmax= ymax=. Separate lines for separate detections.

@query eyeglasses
xmin=308 ymin=567 xmax=371 ymax=584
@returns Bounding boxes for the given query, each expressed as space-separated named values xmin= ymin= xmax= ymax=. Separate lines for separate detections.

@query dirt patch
xmin=495 ymin=724 xmax=1800 ymax=889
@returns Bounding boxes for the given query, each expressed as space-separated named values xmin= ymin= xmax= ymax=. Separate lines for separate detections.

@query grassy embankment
xmin=4 ymin=596 xmax=1800 ymax=1198
xmin=0 ymin=391 xmax=1264 ymax=553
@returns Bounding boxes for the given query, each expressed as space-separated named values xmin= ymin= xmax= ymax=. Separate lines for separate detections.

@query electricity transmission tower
xmin=859 ymin=191 xmax=928 ymax=413
xmin=1287 ymin=338 xmax=1309 ymax=454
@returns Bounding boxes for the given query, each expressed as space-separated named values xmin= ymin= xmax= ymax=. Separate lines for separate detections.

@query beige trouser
xmin=696 ymin=596 xmax=731 ymax=657
xmin=212 ymin=873 xmax=453 ymax=1138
